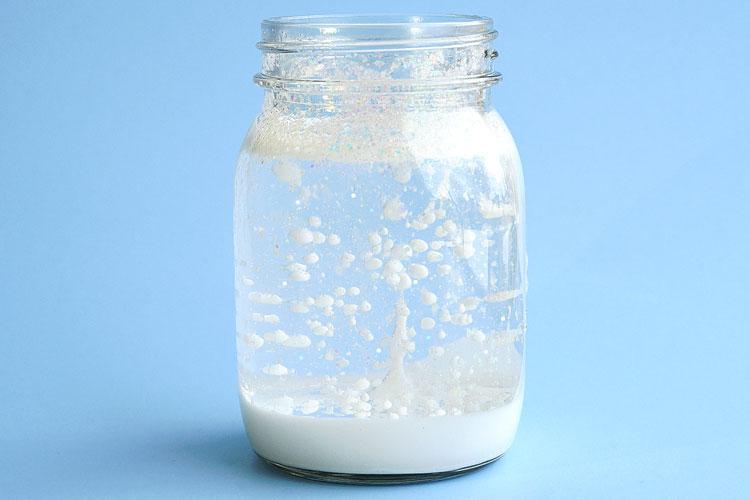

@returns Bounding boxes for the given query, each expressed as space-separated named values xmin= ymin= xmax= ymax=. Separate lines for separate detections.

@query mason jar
xmin=234 ymin=14 xmax=527 ymax=483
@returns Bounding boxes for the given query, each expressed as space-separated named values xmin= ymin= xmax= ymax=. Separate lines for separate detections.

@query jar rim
xmin=258 ymin=13 xmax=497 ymax=52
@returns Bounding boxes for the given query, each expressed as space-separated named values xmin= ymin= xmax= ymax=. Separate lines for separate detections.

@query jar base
xmin=258 ymin=454 xmax=503 ymax=485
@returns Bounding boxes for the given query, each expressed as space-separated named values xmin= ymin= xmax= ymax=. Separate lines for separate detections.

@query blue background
xmin=2 ymin=1 xmax=748 ymax=498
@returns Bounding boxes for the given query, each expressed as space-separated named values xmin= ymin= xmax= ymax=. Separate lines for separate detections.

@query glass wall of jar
xmin=234 ymin=14 xmax=527 ymax=483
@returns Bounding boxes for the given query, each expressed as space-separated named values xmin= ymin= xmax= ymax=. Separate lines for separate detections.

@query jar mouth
xmin=258 ymin=13 xmax=497 ymax=52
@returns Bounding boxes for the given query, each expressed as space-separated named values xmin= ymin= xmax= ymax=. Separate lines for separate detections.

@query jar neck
xmin=254 ymin=14 xmax=501 ymax=109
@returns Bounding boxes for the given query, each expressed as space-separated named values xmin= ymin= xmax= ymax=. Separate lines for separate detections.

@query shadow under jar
xmin=234 ymin=14 xmax=527 ymax=484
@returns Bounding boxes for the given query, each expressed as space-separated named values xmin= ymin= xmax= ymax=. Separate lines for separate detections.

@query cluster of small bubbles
xmin=238 ymin=148 xmax=525 ymax=421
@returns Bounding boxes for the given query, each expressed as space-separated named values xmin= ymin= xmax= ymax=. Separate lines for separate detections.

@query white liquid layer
xmin=241 ymin=377 xmax=524 ymax=474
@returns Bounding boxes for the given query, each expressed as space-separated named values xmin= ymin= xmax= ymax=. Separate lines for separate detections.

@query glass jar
xmin=234 ymin=14 xmax=527 ymax=483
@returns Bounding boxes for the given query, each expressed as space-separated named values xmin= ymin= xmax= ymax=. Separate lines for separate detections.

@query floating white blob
xmin=313 ymin=231 xmax=326 ymax=244
xmin=421 ymin=317 xmax=436 ymax=330
xmin=263 ymin=363 xmax=288 ymax=376
xmin=383 ymin=197 xmax=407 ymax=220
xmin=290 ymin=301 xmax=310 ymax=313
xmin=454 ymin=242 xmax=476 ymax=259
xmin=290 ymin=228 xmax=314 ymax=245
xmin=248 ymin=292 xmax=283 ymax=305
xmin=466 ymin=328 xmax=486 ymax=342
xmin=300 ymin=399 xmax=320 ymax=415
xmin=251 ymin=313 xmax=280 ymax=324
xmin=391 ymin=164 xmax=412 ymax=184
xmin=308 ymin=320 xmax=334 ymax=337
xmin=369 ymin=232 xmax=382 ymax=247
xmin=391 ymin=246 xmax=412 ymax=262
xmin=354 ymin=378 xmax=371 ymax=391
xmin=243 ymin=333 xmax=264 ymax=349
xmin=384 ymin=259 xmax=404 ymax=274
xmin=426 ymin=250 xmax=443 ymax=262
xmin=409 ymin=200 xmax=438 ymax=230
xmin=439 ymin=308 xmax=452 ymax=323
xmin=429 ymin=345 xmax=445 ymax=358
xmin=420 ymin=289 xmax=438 ymax=306
xmin=397 ymin=272 xmax=412 ymax=290
xmin=436 ymin=220 xmax=458 ymax=238
xmin=452 ymin=312 xmax=473 ymax=326
xmin=409 ymin=239 xmax=428 ymax=253
xmin=284 ymin=334 xmax=312 ymax=348
xmin=334 ymin=286 xmax=346 ymax=297
xmin=287 ymin=263 xmax=310 ymax=281
xmin=359 ymin=328 xmax=374 ymax=341
xmin=437 ymin=264 xmax=452 ymax=276
xmin=264 ymin=329 xmax=289 ymax=344
xmin=364 ymin=257 xmax=383 ymax=270
xmin=342 ymin=303 xmax=359 ymax=316
xmin=315 ymin=294 xmax=334 ymax=308
xmin=303 ymin=252 xmax=320 ymax=264
xmin=308 ymin=215 xmax=322 ymax=227
xmin=348 ymin=286 xmax=360 ymax=296
xmin=339 ymin=252 xmax=356 ymax=267
xmin=272 ymin=161 xmax=303 ymax=190
xmin=408 ymin=263 xmax=429 ymax=280
xmin=462 ymin=296 xmax=482 ymax=311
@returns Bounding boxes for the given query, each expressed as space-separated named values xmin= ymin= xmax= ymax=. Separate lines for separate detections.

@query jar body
xmin=234 ymin=94 xmax=527 ymax=475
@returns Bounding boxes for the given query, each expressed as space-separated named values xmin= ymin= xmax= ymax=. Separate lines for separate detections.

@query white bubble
xmin=383 ymin=197 xmax=407 ymax=220
xmin=263 ymin=363 xmax=288 ymax=376
xmin=313 ymin=231 xmax=326 ymax=244
xmin=364 ymin=257 xmax=383 ymax=270
xmin=420 ymin=317 xmax=436 ymax=330
xmin=263 ymin=329 xmax=289 ymax=344
xmin=354 ymin=378 xmax=371 ymax=391
xmin=248 ymin=292 xmax=282 ymax=305
xmin=315 ymin=294 xmax=334 ymax=308
xmin=408 ymin=263 xmax=429 ymax=279
xmin=243 ymin=333 xmax=264 ymax=349
xmin=308 ymin=215 xmax=322 ymax=227
xmin=426 ymin=250 xmax=443 ymax=262
xmin=409 ymin=239 xmax=428 ymax=253
xmin=369 ymin=232 xmax=382 ymax=246
xmin=300 ymin=399 xmax=320 ymax=415
xmin=272 ymin=161 xmax=303 ymax=190
xmin=420 ymin=289 xmax=438 ymax=306
xmin=290 ymin=228 xmax=314 ymax=244
xmin=283 ymin=334 xmax=312 ymax=348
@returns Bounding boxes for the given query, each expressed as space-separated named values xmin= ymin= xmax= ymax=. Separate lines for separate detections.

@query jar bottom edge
xmin=257 ymin=454 xmax=503 ymax=485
